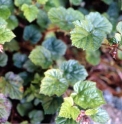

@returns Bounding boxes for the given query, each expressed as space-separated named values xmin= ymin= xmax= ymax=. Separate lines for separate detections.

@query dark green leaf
xmin=42 ymin=37 xmax=67 ymax=60
xmin=23 ymin=25 xmax=42 ymax=44
xmin=40 ymin=69 xmax=69 ymax=96
xmin=0 ymin=52 xmax=8 ymax=67
xmin=29 ymin=46 xmax=52 ymax=69
xmin=60 ymin=60 xmax=88 ymax=85
xmin=102 ymin=0 xmax=113 ymax=5
xmin=70 ymin=0 xmax=82 ymax=5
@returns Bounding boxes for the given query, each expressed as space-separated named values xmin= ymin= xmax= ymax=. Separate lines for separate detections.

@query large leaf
xmin=42 ymin=37 xmax=67 ymax=60
xmin=0 ymin=5 xmax=11 ymax=20
xmin=0 ymin=72 xmax=23 ymax=100
xmin=48 ymin=7 xmax=84 ymax=31
xmin=0 ymin=52 xmax=8 ymax=67
xmin=23 ymin=25 xmax=42 ymax=44
xmin=21 ymin=4 xmax=39 ymax=22
xmin=59 ymin=97 xmax=80 ymax=120
xmin=29 ymin=46 xmax=52 ymax=69
xmin=40 ymin=69 xmax=69 ymax=96
xmin=71 ymin=12 xmax=112 ymax=51
xmin=56 ymin=117 xmax=77 ymax=124
xmin=39 ymin=95 xmax=63 ymax=114
xmin=60 ymin=60 xmax=88 ymax=85
xmin=90 ymin=108 xmax=109 ymax=124
xmin=0 ymin=94 xmax=12 ymax=123
xmin=71 ymin=80 xmax=106 ymax=109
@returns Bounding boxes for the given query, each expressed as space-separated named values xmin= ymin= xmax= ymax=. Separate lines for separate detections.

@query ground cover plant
xmin=0 ymin=0 xmax=122 ymax=124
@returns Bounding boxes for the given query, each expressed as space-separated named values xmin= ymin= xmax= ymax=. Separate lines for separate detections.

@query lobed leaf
xmin=0 ymin=52 xmax=8 ymax=67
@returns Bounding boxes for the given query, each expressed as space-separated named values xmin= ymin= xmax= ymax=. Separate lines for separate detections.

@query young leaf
xmin=0 ymin=72 xmax=23 ymax=100
xmin=85 ymin=108 xmax=98 ymax=116
xmin=86 ymin=50 xmax=101 ymax=65
xmin=0 ymin=5 xmax=11 ymax=20
xmin=116 ymin=21 xmax=122 ymax=35
xmin=37 ymin=0 xmax=48 ymax=4
xmin=90 ymin=108 xmax=109 ymax=124
xmin=21 ymin=4 xmax=39 ymax=22
xmin=42 ymin=37 xmax=67 ymax=60
xmin=29 ymin=46 xmax=52 ymax=69
xmin=0 ymin=52 xmax=8 ymax=67
xmin=56 ymin=117 xmax=77 ymax=124
xmin=13 ymin=52 xmax=28 ymax=68
xmin=14 ymin=0 xmax=31 ymax=7
xmin=40 ymin=95 xmax=63 ymax=114
xmin=59 ymin=97 xmax=80 ymax=120
xmin=23 ymin=25 xmax=42 ymax=44
xmin=60 ymin=60 xmax=88 ymax=85
xmin=40 ymin=69 xmax=69 ymax=96
xmin=31 ymin=73 xmax=42 ymax=84
xmin=71 ymin=80 xmax=106 ymax=109
xmin=48 ymin=7 xmax=84 ymax=31
xmin=70 ymin=0 xmax=82 ymax=6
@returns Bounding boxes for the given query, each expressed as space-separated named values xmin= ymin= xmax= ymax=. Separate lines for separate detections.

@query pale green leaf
xmin=0 ymin=72 xmax=23 ymax=100
xmin=90 ymin=108 xmax=109 ymax=124
xmin=29 ymin=46 xmax=52 ymax=69
xmin=59 ymin=97 xmax=80 ymax=120
xmin=86 ymin=50 xmax=101 ymax=65
xmin=21 ymin=4 xmax=39 ymax=22
xmin=70 ymin=0 xmax=82 ymax=5
xmin=40 ymin=69 xmax=69 ymax=96
xmin=14 ymin=0 xmax=31 ymax=7
xmin=85 ymin=108 xmax=98 ymax=115
xmin=48 ymin=7 xmax=84 ymax=31
xmin=37 ymin=0 xmax=48 ymax=4
xmin=0 ymin=53 xmax=8 ymax=67
xmin=71 ymin=80 xmax=106 ymax=109
xmin=42 ymin=37 xmax=67 ymax=60
xmin=116 ymin=21 xmax=122 ymax=35
xmin=60 ymin=60 xmax=88 ymax=85
xmin=56 ymin=117 xmax=77 ymax=124
xmin=0 ymin=17 xmax=7 ymax=27
xmin=114 ymin=33 xmax=121 ymax=43
xmin=0 ymin=5 xmax=11 ymax=20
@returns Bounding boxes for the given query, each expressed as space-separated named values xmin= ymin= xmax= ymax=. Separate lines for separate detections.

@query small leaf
xmin=59 ymin=97 xmax=80 ymax=120
xmin=23 ymin=25 xmax=42 ymax=44
xmin=21 ymin=4 xmax=39 ymax=22
xmin=0 ymin=5 xmax=11 ymax=20
xmin=85 ymin=108 xmax=98 ymax=115
xmin=90 ymin=108 xmax=109 ymax=124
xmin=23 ymin=60 xmax=38 ymax=72
xmin=40 ymin=95 xmax=63 ymax=114
xmin=31 ymin=73 xmax=42 ymax=84
xmin=56 ymin=117 xmax=77 ymax=124
xmin=48 ymin=7 xmax=84 ymax=31
xmin=7 ymin=15 xmax=18 ymax=30
xmin=29 ymin=46 xmax=52 ymax=69
xmin=60 ymin=60 xmax=88 ymax=85
xmin=86 ymin=50 xmax=101 ymax=65
xmin=13 ymin=52 xmax=28 ymax=68
xmin=102 ymin=0 xmax=113 ymax=5
xmin=0 ymin=52 xmax=8 ymax=67
xmin=114 ymin=33 xmax=121 ymax=43
xmin=14 ymin=0 xmax=31 ymax=7
xmin=0 ymin=72 xmax=24 ymax=100
xmin=42 ymin=37 xmax=67 ymax=60
xmin=116 ymin=21 xmax=122 ymax=35
xmin=40 ymin=69 xmax=69 ymax=96
xmin=71 ymin=80 xmax=106 ymax=109
xmin=0 ymin=17 xmax=7 ymax=27
xmin=37 ymin=0 xmax=48 ymax=4
xmin=70 ymin=0 xmax=82 ymax=5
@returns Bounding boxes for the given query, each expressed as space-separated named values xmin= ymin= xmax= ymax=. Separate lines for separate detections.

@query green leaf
xmin=86 ymin=50 xmax=101 ymax=65
xmin=71 ymin=80 xmax=106 ymax=109
xmin=14 ymin=0 xmax=31 ymax=7
xmin=116 ymin=21 xmax=122 ymax=35
xmin=21 ymin=4 xmax=39 ymax=22
xmin=7 ymin=15 xmax=18 ymax=30
xmin=0 ymin=94 xmax=12 ymax=123
xmin=37 ymin=0 xmax=48 ymax=4
xmin=60 ymin=60 xmax=88 ymax=85
xmin=56 ymin=117 xmax=77 ymax=124
xmin=42 ymin=37 xmax=67 ymax=60
xmin=59 ymin=97 xmax=80 ymax=120
xmin=29 ymin=110 xmax=44 ymax=124
xmin=40 ymin=95 xmax=63 ymax=114
xmin=0 ymin=25 xmax=15 ymax=44
xmin=23 ymin=60 xmax=38 ymax=73
xmin=102 ymin=0 xmax=113 ymax=5
xmin=90 ymin=108 xmax=109 ymax=124
xmin=0 ymin=52 xmax=8 ymax=67
xmin=13 ymin=52 xmax=28 ymax=68
xmin=29 ymin=46 xmax=52 ymax=69
xmin=70 ymin=0 xmax=82 ymax=5
xmin=31 ymin=73 xmax=42 ymax=84
xmin=17 ymin=102 xmax=33 ymax=116
xmin=23 ymin=25 xmax=42 ymax=44
xmin=0 ymin=5 xmax=11 ymax=20
xmin=0 ymin=17 xmax=7 ymax=26
xmin=0 ymin=72 xmax=23 ymax=100
xmin=85 ymin=108 xmax=98 ymax=115
xmin=40 ymin=69 xmax=69 ymax=96
xmin=48 ymin=7 xmax=84 ymax=31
